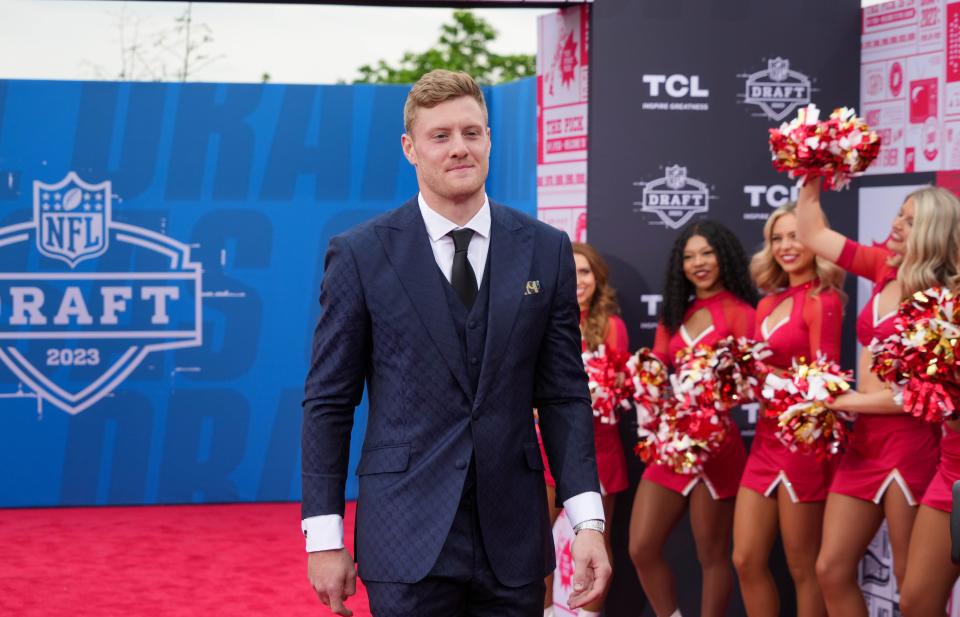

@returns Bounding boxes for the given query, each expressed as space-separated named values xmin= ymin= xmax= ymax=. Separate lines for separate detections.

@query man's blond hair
xmin=403 ymin=70 xmax=487 ymax=134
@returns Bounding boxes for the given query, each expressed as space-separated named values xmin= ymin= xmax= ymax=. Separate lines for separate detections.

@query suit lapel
xmin=474 ymin=204 xmax=533 ymax=410
xmin=376 ymin=200 xmax=473 ymax=401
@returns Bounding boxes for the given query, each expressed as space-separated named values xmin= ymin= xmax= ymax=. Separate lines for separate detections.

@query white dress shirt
xmin=302 ymin=193 xmax=603 ymax=552
xmin=417 ymin=193 xmax=491 ymax=286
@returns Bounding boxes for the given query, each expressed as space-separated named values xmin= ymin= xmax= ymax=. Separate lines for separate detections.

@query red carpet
xmin=0 ymin=501 xmax=371 ymax=617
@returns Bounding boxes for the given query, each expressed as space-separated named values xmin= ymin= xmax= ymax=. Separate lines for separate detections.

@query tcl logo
xmin=642 ymin=74 xmax=709 ymax=98
xmin=640 ymin=294 xmax=663 ymax=317
xmin=744 ymin=184 xmax=799 ymax=208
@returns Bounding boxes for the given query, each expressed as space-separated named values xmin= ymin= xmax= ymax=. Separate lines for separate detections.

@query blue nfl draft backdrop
xmin=0 ymin=78 xmax=536 ymax=507
xmin=588 ymin=2 xmax=862 ymax=616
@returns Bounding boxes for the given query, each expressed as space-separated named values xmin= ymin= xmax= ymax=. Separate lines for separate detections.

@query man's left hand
xmin=566 ymin=529 xmax=612 ymax=609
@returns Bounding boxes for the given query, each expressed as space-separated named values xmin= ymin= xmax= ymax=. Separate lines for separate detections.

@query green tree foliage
xmin=353 ymin=10 xmax=536 ymax=85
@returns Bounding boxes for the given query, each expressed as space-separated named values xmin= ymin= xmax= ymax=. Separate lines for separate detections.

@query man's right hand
xmin=307 ymin=548 xmax=357 ymax=616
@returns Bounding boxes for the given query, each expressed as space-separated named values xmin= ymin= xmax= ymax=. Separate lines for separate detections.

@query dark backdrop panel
xmin=589 ymin=2 xmax=862 ymax=615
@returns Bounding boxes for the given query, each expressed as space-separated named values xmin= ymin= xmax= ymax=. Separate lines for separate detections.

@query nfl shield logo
xmin=34 ymin=172 xmax=111 ymax=268
xmin=664 ymin=165 xmax=688 ymax=190
xmin=768 ymin=58 xmax=790 ymax=82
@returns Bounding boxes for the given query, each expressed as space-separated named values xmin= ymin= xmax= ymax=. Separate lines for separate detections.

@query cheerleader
xmin=796 ymin=178 xmax=960 ymax=616
xmin=900 ymin=420 xmax=960 ymax=616
xmin=541 ymin=243 xmax=628 ymax=617
xmin=733 ymin=203 xmax=845 ymax=617
xmin=844 ymin=188 xmax=960 ymax=617
xmin=628 ymin=221 xmax=758 ymax=617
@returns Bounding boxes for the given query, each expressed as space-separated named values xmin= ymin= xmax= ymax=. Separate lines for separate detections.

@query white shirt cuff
xmin=302 ymin=514 xmax=344 ymax=552
xmin=563 ymin=491 xmax=604 ymax=528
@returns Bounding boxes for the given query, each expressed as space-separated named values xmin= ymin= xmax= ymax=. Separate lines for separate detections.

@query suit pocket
xmin=519 ymin=292 xmax=550 ymax=313
xmin=356 ymin=444 xmax=411 ymax=476
xmin=523 ymin=442 xmax=545 ymax=471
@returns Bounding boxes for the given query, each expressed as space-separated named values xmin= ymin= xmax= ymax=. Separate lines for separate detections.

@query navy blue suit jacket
xmin=302 ymin=197 xmax=598 ymax=587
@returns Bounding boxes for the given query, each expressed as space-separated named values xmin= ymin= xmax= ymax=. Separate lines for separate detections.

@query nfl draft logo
xmin=740 ymin=57 xmax=813 ymax=121
xmin=633 ymin=165 xmax=712 ymax=230
xmin=0 ymin=172 xmax=202 ymax=414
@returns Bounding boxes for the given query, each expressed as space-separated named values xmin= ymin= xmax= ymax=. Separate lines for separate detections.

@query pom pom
xmin=868 ymin=334 xmax=908 ymax=389
xmin=583 ymin=345 xmax=635 ymax=425
xmin=761 ymin=355 xmax=853 ymax=458
xmin=626 ymin=348 xmax=668 ymax=457
xmin=634 ymin=397 xmax=730 ymax=475
xmin=632 ymin=336 xmax=770 ymax=474
xmin=769 ymin=104 xmax=881 ymax=191
xmin=871 ymin=287 xmax=960 ymax=421
xmin=672 ymin=336 xmax=771 ymax=412
xmin=712 ymin=336 xmax=773 ymax=408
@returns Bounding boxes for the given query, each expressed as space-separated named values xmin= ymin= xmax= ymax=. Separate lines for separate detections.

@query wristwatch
xmin=573 ymin=519 xmax=605 ymax=535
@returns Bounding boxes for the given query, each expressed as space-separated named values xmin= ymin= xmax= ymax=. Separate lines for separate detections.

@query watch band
xmin=573 ymin=518 xmax=605 ymax=535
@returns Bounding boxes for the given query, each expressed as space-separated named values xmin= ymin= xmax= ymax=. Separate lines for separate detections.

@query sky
xmin=0 ymin=1 xmax=551 ymax=85
xmin=0 ymin=1 xmax=882 ymax=85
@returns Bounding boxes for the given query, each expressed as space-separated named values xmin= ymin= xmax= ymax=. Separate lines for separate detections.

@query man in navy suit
xmin=301 ymin=70 xmax=610 ymax=617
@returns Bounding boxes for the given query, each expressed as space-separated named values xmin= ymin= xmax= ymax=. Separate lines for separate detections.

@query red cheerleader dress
xmin=641 ymin=291 xmax=755 ymax=500
xmin=922 ymin=423 xmax=960 ymax=512
xmin=740 ymin=279 xmax=844 ymax=502
xmin=828 ymin=238 xmax=939 ymax=505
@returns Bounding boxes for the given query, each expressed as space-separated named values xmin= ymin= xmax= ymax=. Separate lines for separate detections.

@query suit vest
xmin=439 ymin=265 xmax=491 ymax=395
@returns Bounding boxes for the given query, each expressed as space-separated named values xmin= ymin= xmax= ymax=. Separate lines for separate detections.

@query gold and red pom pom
xmin=872 ymin=287 xmax=960 ymax=422
xmin=769 ymin=104 xmax=881 ymax=191
xmin=633 ymin=336 xmax=770 ymax=474
xmin=638 ymin=397 xmax=730 ymax=475
xmin=672 ymin=336 xmax=770 ymax=412
xmin=583 ymin=345 xmax=635 ymax=425
xmin=761 ymin=355 xmax=853 ymax=458
xmin=626 ymin=347 xmax=668 ymax=451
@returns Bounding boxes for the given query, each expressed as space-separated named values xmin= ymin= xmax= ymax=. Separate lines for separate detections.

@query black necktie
xmin=448 ymin=228 xmax=478 ymax=309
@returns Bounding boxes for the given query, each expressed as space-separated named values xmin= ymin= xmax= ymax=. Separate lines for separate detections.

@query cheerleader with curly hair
xmin=628 ymin=221 xmax=758 ymax=617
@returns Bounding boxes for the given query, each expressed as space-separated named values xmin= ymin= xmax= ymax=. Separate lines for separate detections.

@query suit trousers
xmin=364 ymin=467 xmax=546 ymax=617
